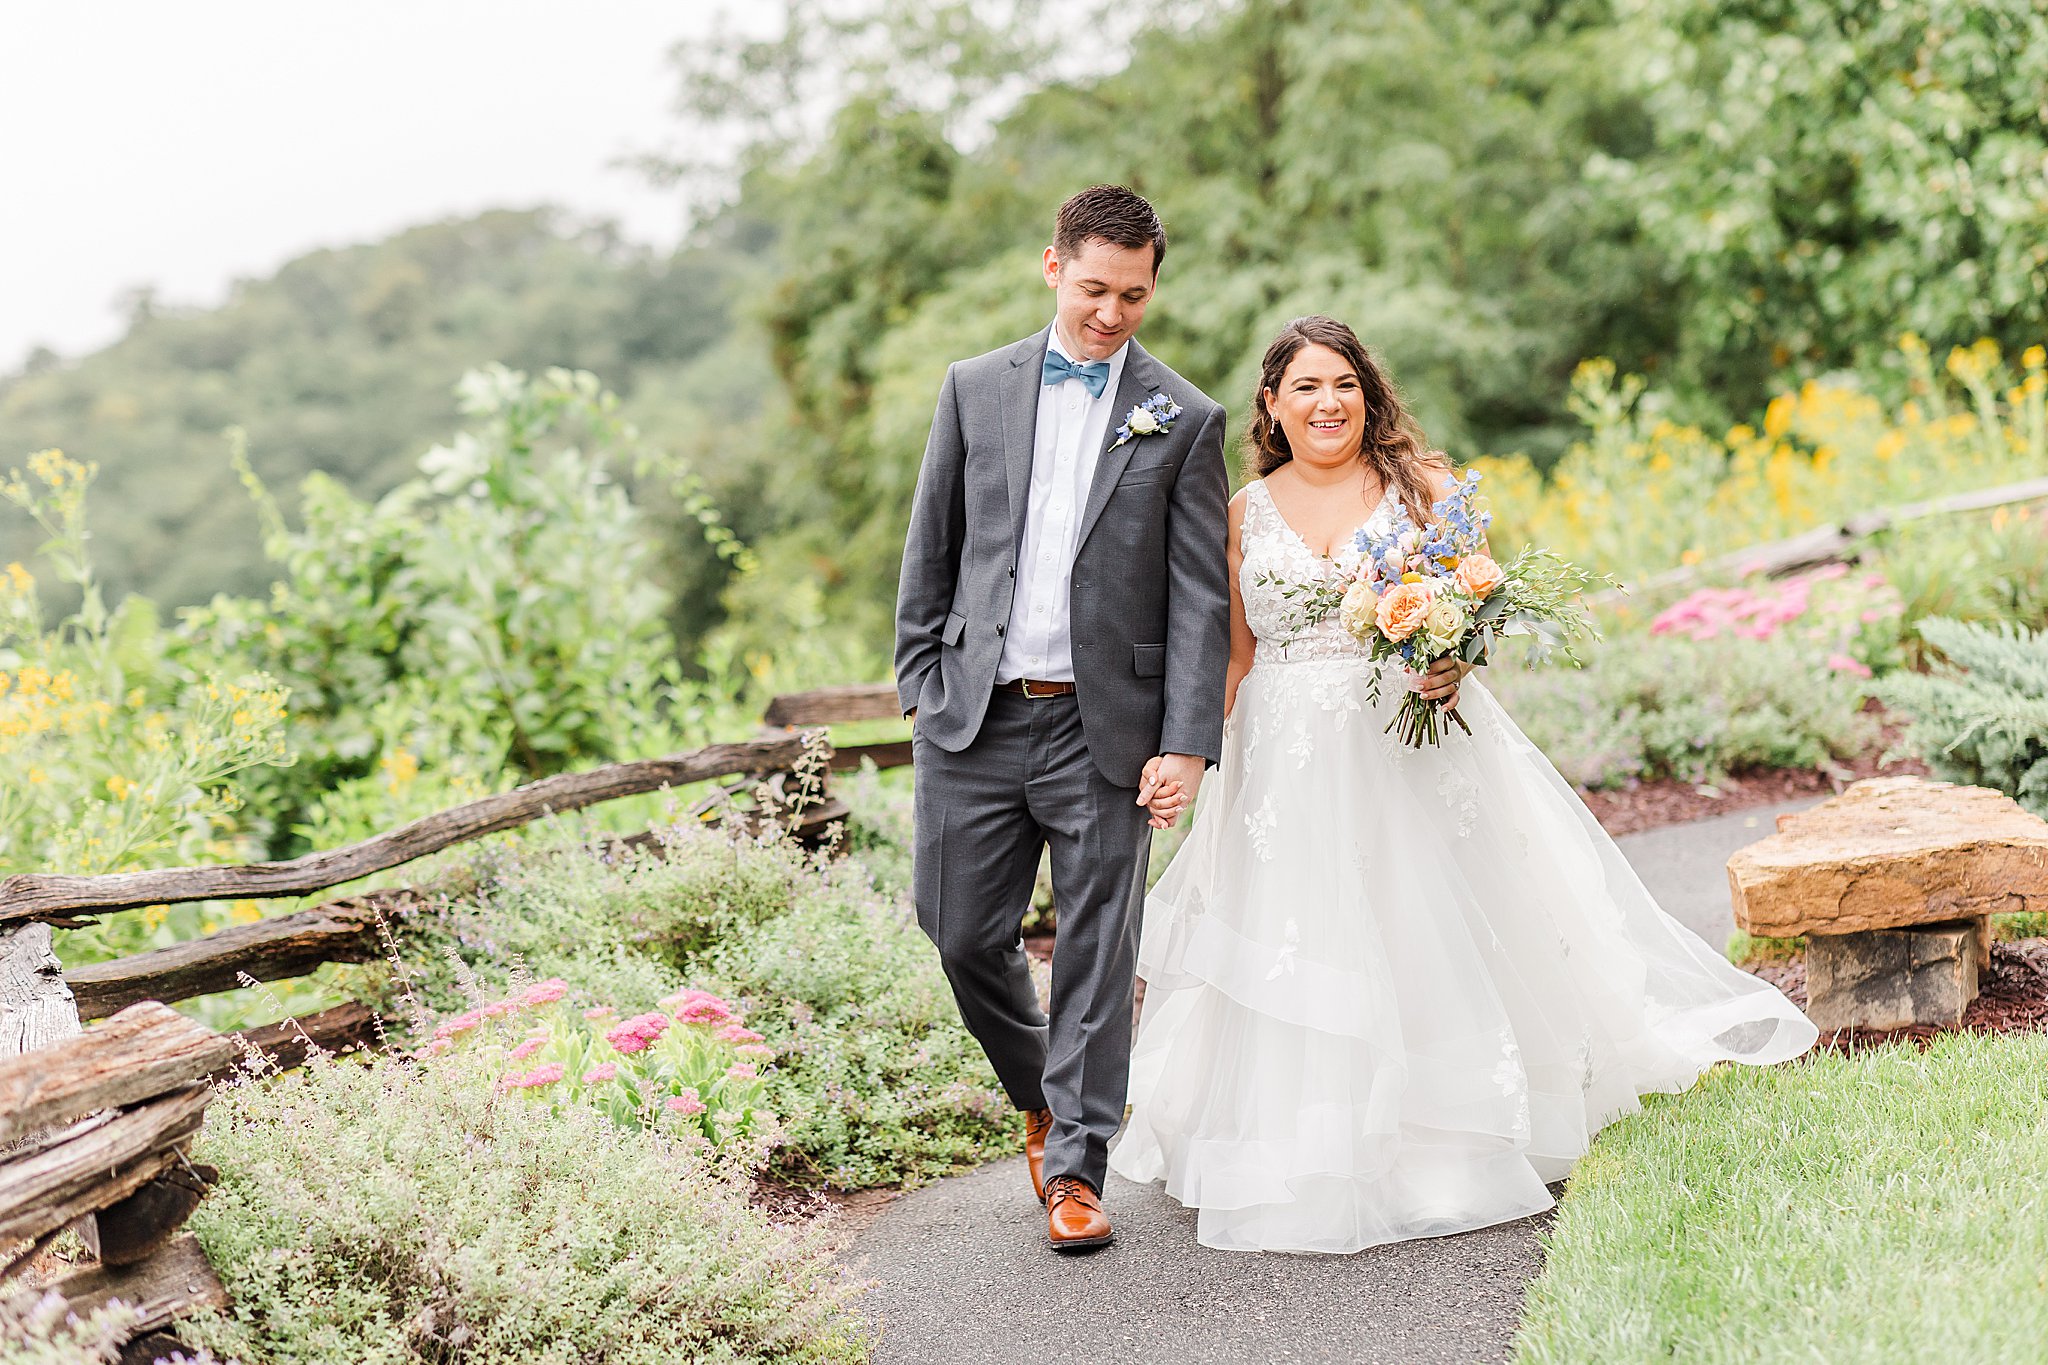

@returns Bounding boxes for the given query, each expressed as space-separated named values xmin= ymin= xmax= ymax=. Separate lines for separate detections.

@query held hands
xmin=1136 ymin=752 xmax=1206 ymax=830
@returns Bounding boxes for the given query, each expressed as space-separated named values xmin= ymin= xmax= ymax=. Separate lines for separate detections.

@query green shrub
xmin=1877 ymin=617 xmax=2048 ymax=816
xmin=695 ymin=873 xmax=1017 ymax=1189
xmin=183 ymin=1050 xmax=867 ymax=1365
xmin=405 ymin=822 xmax=1018 ymax=1189
xmin=1488 ymin=632 xmax=1877 ymax=788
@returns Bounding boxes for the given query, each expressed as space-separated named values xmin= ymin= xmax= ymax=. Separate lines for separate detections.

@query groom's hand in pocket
xmin=1137 ymin=753 xmax=1205 ymax=829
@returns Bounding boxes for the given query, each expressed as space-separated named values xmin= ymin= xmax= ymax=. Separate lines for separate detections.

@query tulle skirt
xmin=1108 ymin=657 xmax=1817 ymax=1253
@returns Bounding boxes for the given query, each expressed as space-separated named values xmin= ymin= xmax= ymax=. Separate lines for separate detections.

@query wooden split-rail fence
xmin=0 ymin=683 xmax=904 ymax=1359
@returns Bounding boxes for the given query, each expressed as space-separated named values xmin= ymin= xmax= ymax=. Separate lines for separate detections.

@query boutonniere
xmin=1109 ymin=392 xmax=1183 ymax=451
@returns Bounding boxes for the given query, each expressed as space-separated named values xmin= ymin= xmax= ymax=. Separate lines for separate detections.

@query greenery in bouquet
xmin=1343 ymin=472 xmax=1606 ymax=745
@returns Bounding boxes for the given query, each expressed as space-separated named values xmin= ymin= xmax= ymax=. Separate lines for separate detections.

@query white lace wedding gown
xmin=1107 ymin=480 xmax=1816 ymax=1253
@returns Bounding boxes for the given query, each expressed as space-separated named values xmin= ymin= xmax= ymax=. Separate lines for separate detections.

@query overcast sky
xmin=0 ymin=1 xmax=739 ymax=373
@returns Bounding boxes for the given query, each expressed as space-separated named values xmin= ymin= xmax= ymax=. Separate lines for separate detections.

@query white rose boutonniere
xmin=1108 ymin=392 xmax=1183 ymax=451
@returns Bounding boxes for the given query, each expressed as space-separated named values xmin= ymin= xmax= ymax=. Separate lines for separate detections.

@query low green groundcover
xmin=1515 ymin=1031 xmax=2048 ymax=1363
xmin=184 ymin=1051 xmax=867 ymax=1365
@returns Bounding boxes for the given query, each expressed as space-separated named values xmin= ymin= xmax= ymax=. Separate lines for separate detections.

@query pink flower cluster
xmin=519 ymin=977 xmax=569 ymax=1006
xmin=582 ymin=1062 xmax=619 ymax=1084
xmin=503 ymin=1062 xmax=565 ymax=1090
xmin=1651 ymin=565 xmax=1863 ymax=641
xmin=428 ymin=977 xmax=571 ymax=1044
xmin=604 ymin=1012 xmax=672 ymax=1056
xmin=663 ymin=989 xmax=736 ymax=1026
xmin=666 ymin=1088 xmax=707 ymax=1117
xmin=1650 ymin=564 xmax=1900 ymax=682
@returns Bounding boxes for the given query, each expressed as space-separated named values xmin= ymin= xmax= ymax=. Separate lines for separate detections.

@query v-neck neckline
xmin=1257 ymin=478 xmax=1395 ymax=560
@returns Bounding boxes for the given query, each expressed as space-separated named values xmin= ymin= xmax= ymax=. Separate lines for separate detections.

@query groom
xmin=894 ymin=185 xmax=1230 ymax=1251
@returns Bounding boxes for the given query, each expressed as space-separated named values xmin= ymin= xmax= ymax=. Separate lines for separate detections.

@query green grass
xmin=1514 ymin=1031 xmax=2048 ymax=1364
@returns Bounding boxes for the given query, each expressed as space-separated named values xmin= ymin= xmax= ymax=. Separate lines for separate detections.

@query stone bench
xmin=1727 ymin=777 xmax=2048 ymax=1032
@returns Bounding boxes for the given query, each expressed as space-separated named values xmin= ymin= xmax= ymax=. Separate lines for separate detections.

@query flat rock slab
xmin=1728 ymin=777 xmax=2048 ymax=938
xmin=845 ymin=1156 xmax=1550 ymax=1365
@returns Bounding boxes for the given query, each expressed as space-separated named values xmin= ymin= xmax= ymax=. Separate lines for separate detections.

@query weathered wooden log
xmin=0 ymin=736 xmax=809 ymax=924
xmin=1613 ymin=474 xmax=2048 ymax=598
xmin=763 ymin=683 xmax=902 ymax=727
xmin=0 ymin=1003 xmax=231 ymax=1149
xmin=0 ymin=1084 xmax=209 ymax=1251
xmin=215 ymin=1002 xmax=380 ymax=1079
xmin=34 ymin=1233 xmax=229 ymax=1344
xmin=831 ymin=739 xmax=914 ymax=772
xmin=0 ymin=923 xmax=82 ymax=1061
xmin=91 ymin=1163 xmax=217 ymax=1266
xmin=63 ymin=891 xmax=419 ymax=1020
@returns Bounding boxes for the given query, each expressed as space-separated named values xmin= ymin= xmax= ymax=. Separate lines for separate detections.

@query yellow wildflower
xmin=229 ymin=900 xmax=264 ymax=925
xmin=27 ymin=766 xmax=47 ymax=784
xmin=105 ymin=774 xmax=135 ymax=800
xmin=1762 ymin=394 xmax=1795 ymax=438
xmin=2023 ymin=345 xmax=2046 ymax=371
xmin=141 ymin=905 xmax=168 ymax=931
xmin=3 ymin=562 xmax=29 ymax=593
xmin=382 ymin=747 xmax=421 ymax=792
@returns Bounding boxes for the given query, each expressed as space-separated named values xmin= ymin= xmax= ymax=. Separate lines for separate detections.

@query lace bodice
xmin=1240 ymin=479 xmax=1400 ymax=664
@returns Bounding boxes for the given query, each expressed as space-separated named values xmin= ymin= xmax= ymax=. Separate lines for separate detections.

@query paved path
xmin=847 ymin=797 xmax=1824 ymax=1364
xmin=1613 ymin=798 xmax=1821 ymax=949
xmin=846 ymin=1157 xmax=1550 ymax=1365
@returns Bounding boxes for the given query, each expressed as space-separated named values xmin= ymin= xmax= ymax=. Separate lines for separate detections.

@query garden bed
xmin=1577 ymin=745 xmax=1929 ymax=836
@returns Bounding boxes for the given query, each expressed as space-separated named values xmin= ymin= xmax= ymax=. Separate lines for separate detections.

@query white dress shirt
xmin=995 ymin=324 xmax=1129 ymax=683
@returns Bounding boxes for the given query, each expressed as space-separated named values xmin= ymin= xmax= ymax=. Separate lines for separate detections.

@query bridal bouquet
xmin=1351 ymin=471 xmax=1606 ymax=744
xmin=1267 ymin=471 xmax=1607 ymax=746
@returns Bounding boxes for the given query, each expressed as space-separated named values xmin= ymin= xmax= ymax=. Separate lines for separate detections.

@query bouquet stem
xmin=1385 ymin=695 xmax=1471 ymax=748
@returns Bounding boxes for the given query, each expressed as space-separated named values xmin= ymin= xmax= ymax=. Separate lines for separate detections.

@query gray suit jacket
xmin=893 ymin=327 xmax=1231 ymax=787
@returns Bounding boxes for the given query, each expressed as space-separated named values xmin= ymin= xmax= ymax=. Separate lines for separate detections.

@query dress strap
xmin=1242 ymin=479 xmax=1281 ymax=539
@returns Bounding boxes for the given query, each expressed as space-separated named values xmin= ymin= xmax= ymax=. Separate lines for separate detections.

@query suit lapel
xmin=1076 ymin=341 xmax=1163 ymax=550
xmin=1000 ymin=327 xmax=1050 ymax=557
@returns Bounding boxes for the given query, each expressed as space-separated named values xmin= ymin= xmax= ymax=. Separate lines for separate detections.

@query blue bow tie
xmin=1042 ymin=349 xmax=1111 ymax=398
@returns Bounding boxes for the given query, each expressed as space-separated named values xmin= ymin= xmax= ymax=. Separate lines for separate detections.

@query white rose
xmin=1128 ymin=408 xmax=1160 ymax=435
xmin=1339 ymin=579 xmax=1381 ymax=639
xmin=1423 ymin=596 xmax=1464 ymax=642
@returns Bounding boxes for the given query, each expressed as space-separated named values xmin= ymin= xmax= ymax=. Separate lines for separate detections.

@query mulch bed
xmin=1748 ymin=938 xmax=2048 ymax=1053
xmin=752 ymin=1174 xmax=905 ymax=1244
xmin=1577 ymin=745 xmax=1929 ymax=838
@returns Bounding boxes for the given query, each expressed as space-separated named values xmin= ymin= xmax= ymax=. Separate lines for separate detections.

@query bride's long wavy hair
xmin=1244 ymin=316 xmax=1446 ymax=527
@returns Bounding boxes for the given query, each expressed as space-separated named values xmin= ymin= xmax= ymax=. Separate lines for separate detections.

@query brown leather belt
xmin=996 ymin=678 xmax=1077 ymax=698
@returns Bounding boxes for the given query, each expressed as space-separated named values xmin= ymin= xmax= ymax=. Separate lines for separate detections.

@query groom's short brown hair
xmin=1054 ymin=185 xmax=1167 ymax=274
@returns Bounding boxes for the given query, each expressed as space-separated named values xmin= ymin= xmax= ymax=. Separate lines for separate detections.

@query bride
xmin=1108 ymin=315 xmax=1816 ymax=1253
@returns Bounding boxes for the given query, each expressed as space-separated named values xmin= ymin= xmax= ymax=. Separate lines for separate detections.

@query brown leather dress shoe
xmin=1024 ymin=1109 xmax=1054 ymax=1203
xmin=1045 ymin=1175 xmax=1113 ymax=1251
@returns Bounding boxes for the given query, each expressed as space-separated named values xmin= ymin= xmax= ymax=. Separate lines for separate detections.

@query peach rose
xmin=1375 ymin=581 xmax=1434 ymax=641
xmin=1454 ymin=553 xmax=1503 ymax=598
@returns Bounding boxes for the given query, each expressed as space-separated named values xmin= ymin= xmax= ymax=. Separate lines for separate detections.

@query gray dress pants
xmin=911 ymin=688 xmax=1152 ymax=1192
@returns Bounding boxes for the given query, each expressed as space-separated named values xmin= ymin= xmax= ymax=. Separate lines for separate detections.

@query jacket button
xmin=1007 ymin=566 xmax=1015 ymax=577
xmin=995 ymin=624 xmax=1005 ymax=636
